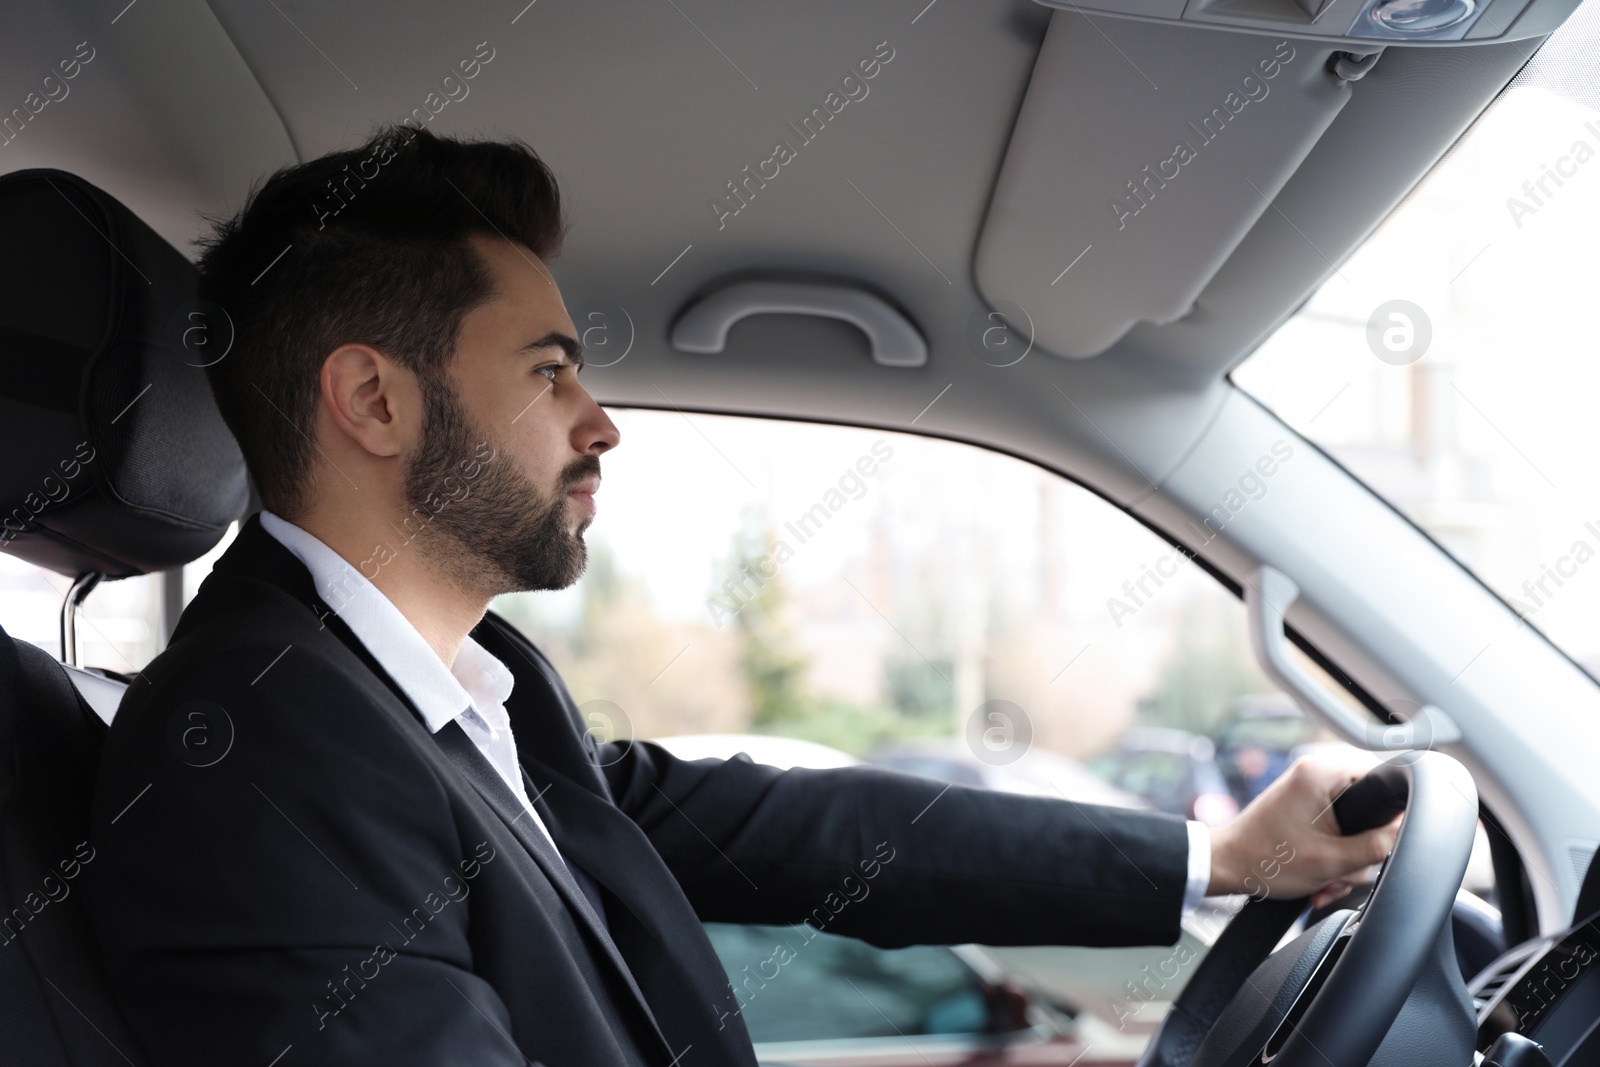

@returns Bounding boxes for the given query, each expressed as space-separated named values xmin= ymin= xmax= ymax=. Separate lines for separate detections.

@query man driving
xmin=81 ymin=125 xmax=1397 ymax=1067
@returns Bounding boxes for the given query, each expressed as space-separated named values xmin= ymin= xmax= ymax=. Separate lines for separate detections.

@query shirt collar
xmin=257 ymin=510 xmax=514 ymax=735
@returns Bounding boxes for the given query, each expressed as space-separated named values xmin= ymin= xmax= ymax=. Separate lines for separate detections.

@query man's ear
xmin=320 ymin=344 xmax=416 ymax=459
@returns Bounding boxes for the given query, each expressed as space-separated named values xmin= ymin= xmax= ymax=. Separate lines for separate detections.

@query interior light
xmin=1368 ymin=0 xmax=1477 ymax=32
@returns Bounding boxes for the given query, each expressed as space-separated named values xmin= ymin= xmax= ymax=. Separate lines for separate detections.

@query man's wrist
xmin=1205 ymin=820 xmax=1241 ymax=896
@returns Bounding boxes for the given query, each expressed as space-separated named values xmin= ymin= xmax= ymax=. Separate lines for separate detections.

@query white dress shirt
xmin=258 ymin=511 xmax=567 ymax=866
xmin=1184 ymin=820 xmax=1211 ymax=913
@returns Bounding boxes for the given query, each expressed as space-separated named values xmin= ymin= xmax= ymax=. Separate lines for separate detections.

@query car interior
xmin=4 ymin=0 xmax=1600 ymax=1065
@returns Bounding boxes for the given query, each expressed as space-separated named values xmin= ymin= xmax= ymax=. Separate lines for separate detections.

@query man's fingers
xmin=1309 ymin=880 xmax=1353 ymax=910
xmin=1320 ymin=817 xmax=1398 ymax=884
xmin=1321 ymin=775 xmax=1364 ymax=834
xmin=1357 ymin=815 xmax=1401 ymax=862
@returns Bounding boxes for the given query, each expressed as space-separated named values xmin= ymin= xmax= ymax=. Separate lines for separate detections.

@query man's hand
xmin=1207 ymin=756 xmax=1401 ymax=908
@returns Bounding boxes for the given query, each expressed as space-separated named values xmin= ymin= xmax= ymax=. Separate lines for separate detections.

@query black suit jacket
xmin=82 ymin=514 xmax=1191 ymax=1066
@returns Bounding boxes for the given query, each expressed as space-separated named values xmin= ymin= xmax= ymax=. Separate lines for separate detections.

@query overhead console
xmin=973 ymin=0 xmax=1579 ymax=361
xmin=1031 ymin=0 xmax=1579 ymax=44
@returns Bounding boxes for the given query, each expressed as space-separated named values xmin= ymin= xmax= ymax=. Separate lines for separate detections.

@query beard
xmin=402 ymin=373 xmax=594 ymax=598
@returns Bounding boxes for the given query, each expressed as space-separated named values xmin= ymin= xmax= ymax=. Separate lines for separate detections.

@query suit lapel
xmin=432 ymin=721 xmax=603 ymax=933
xmin=514 ymin=755 xmax=673 ymax=939
xmin=520 ymin=749 xmax=760 ymax=1067
xmin=430 ymin=724 xmax=677 ymax=1062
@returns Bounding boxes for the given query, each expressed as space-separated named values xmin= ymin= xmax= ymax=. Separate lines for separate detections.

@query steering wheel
xmin=1135 ymin=750 xmax=1479 ymax=1067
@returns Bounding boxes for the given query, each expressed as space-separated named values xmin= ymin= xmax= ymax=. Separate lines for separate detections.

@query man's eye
xmin=537 ymin=364 xmax=561 ymax=383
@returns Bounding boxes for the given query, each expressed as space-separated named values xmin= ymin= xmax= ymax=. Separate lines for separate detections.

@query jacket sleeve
xmin=599 ymin=738 xmax=1192 ymax=949
xmin=81 ymin=645 xmax=526 ymax=1067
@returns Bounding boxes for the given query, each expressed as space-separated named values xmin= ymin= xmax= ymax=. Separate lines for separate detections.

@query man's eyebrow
xmin=519 ymin=331 xmax=585 ymax=370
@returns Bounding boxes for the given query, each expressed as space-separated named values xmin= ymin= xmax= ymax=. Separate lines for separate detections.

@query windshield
xmin=1233 ymin=0 xmax=1600 ymax=678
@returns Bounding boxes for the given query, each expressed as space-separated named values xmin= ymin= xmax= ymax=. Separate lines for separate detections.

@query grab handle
xmin=1246 ymin=566 xmax=1459 ymax=751
xmin=670 ymin=280 xmax=927 ymax=368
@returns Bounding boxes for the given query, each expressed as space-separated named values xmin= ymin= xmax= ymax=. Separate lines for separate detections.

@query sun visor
xmin=974 ymin=16 xmax=1352 ymax=359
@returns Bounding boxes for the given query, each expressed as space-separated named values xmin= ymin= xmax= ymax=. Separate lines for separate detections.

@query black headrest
xmin=0 ymin=169 xmax=248 ymax=579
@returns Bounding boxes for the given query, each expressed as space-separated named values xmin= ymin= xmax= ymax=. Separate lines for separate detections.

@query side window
xmin=496 ymin=408 xmax=1328 ymax=826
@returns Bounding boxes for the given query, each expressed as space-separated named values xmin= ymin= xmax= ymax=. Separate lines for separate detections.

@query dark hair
xmin=195 ymin=124 xmax=566 ymax=519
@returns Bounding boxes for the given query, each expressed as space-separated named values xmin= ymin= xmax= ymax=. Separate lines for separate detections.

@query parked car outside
xmin=1088 ymin=728 xmax=1240 ymax=827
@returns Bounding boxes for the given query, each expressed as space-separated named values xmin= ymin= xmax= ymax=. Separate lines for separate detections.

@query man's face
xmin=403 ymin=234 xmax=619 ymax=597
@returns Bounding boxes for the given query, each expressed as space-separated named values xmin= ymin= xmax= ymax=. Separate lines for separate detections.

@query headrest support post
xmin=59 ymin=571 xmax=103 ymax=667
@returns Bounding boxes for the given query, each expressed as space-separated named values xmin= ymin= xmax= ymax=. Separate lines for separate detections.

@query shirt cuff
xmin=1182 ymin=820 xmax=1211 ymax=914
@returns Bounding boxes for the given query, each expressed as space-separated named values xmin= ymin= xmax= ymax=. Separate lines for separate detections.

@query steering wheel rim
xmin=1136 ymin=750 xmax=1479 ymax=1067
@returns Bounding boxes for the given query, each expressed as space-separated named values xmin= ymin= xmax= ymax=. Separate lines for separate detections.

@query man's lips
xmin=568 ymin=476 xmax=599 ymax=511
